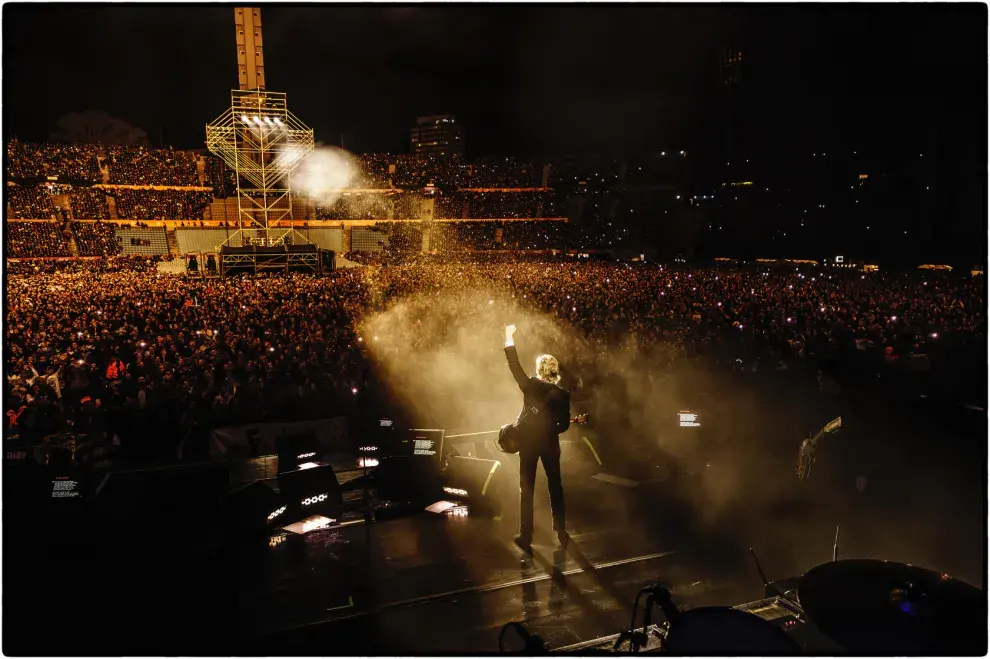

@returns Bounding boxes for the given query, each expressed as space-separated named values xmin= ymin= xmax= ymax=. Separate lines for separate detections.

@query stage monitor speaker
xmin=223 ymin=480 xmax=280 ymax=536
xmin=373 ymin=455 xmax=442 ymax=504
xmin=93 ymin=461 xmax=229 ymax=526
xmin=276 ymin=463 xmax=343 ymax=532
xmin=441 ymin=456 xmax=507 ymax=516
xmin=276 ymin=431 xmax=319 ymax=474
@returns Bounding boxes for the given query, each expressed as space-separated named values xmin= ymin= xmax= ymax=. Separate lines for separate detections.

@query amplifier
xmin=733 ymin=596 xmax=803 ymax=626
xmin=733 ymin=596 xmax=843 ymax=653
xmin=555 ymin=625 xmax=665 ymax=653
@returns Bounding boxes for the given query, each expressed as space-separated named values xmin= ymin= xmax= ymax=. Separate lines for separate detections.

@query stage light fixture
xmin=301 ymin=493 xmax=328 ymax=506
xmin=241 ymin=115 xmax=250 ymax=123
xmin=264 ymin=116 xmax=273 ymax=124
xmin=358 ymin=457 xmax=379 ymax=468
xmin=445 ymin=505 xmax=469 ymax=518
xmin=252 ymin=116 xmax=261 ymax=124
xmin=274 ymin=117 xmax=282 ymax=124
xmin=443 ymin=486 xmax=468 ymax=497
xmin=297 ymin=452 xmax=316 ymax=459
xmin=678 ymin=412 xmax=701 ymax=428
xmin=267 ymin=505 xmax=286 ymax=522
xmin=359 ymin=446 xmax=378 ymax=452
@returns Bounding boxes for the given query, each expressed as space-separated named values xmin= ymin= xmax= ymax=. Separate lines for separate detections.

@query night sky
xmin=3 ymin=3 xmax=986 ymax=161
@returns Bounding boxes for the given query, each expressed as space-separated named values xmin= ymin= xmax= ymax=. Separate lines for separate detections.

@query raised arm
xmin=503 ymin=324 xmax=529 ymax=392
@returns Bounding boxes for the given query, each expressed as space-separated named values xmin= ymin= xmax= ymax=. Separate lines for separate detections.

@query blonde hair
xmin=535 ymin=354 xmax=561 ymax=384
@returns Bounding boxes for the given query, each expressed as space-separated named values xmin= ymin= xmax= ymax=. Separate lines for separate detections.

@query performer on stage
xmin=504 ymin=324 xmax=571 ymax=552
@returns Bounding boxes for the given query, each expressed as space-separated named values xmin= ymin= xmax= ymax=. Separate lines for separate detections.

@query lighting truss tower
xmin=206 ymin=89 xmax=314 ymax=247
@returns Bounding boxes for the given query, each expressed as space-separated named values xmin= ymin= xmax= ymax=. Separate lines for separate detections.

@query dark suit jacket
xmin=504 ymin=345 xmax=570 ymax=452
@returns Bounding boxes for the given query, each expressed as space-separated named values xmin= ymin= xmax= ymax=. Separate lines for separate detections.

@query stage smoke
xmin=292 ymin=145 xmax=359 ymax=206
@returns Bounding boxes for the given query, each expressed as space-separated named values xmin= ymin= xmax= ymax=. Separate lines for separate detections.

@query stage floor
xmin=239 ymin=484 xmax=759 ymax=654
xmin=231 ymin=458 xmax=984 ymax=654
xmin=5 ymin=396 xmax=984 ymax=655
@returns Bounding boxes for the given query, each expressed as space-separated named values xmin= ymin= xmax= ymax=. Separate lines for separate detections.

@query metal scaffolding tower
xmin=206 ymin=90 xmax=314 ymax=248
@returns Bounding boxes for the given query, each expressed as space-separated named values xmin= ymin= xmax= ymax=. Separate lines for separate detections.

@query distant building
xmin=720 ymin=48 xmax=745 ymax=86
xmin=718 ymin=46 xmax=750 ymax=166
xmin=410 ymin=115 xmax=464 ymax=157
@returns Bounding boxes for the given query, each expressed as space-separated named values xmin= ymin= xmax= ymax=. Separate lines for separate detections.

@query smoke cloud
xmin=291 ymin=145 xmax=360 ymax=207
xmin=353 ymin=268 xmax=983 ymax=588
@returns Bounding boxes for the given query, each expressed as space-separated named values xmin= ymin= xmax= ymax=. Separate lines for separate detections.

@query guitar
xmin=497 ymin=414 xmax=590 ymax=455
xmin=797 ymin=416 xmax=842 ymax=480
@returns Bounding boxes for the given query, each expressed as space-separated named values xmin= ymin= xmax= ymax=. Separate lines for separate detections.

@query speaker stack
xmin=274 ymin=462 xmax=343 ymax=534
xmin=440 ymin=455 xmax=508 ymax=517
xmin=224 ymin=432 xmax=344 ymax=538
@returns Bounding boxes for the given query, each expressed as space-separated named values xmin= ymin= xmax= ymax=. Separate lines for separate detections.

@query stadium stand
xmin=175 ymin=228 xmax=230 ymax=254
xmin=116 ymin=227 xmax=170 ymax=255
xmin=6 ymin=138 xmax=101 ymax=181
xmin=7 ymin=185 xmax=58 ymax=219
xmin=109 ymin=189 xmax=212 ymax=221
xmin=71 ymin=221 xmax=121 ymax=256
xmin=351 ymin=225 xmax=390 ymax=252
xmin=6 ymin=220 xmax=73 ymax=257
xmin=106 ymin=145 xmax=198 ymax=186
xmin=295 ymin=227 xmax=344 ymax=251
xmin=68 ymin=187 xmax=111 ymax=220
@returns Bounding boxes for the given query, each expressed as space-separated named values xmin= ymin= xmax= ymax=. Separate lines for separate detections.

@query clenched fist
xmin=505 ymin=324 xmax=517 ymax=345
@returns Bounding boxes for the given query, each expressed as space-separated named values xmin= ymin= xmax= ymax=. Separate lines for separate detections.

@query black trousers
xmin=518 ymin=441 xmax=565 ymax=541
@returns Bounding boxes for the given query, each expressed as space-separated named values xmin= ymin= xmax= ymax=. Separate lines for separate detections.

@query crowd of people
xmin=315 ymin=194 xmax=393 ymax=221
xmin=5 ymin=255 xmax=983 ymax=468
xmin=347 ymin=155 xmax=545 ymax=190
xmin=204 ymin=157 xmax=236 ymax=197
xmin=68 ymin=187 xmax=112 ymax=220
xmin=6 ymin=138 xmax=102 ymax=181
xmin=105 ymin=146 xmax=199 ymax=186
xmin=6 ymin=254 xmax=168 ymax=275
xmin=307 ymin=189 xmax=559 ymax=223
xmin=6 ymin=221 xmax=73 ymax=257
xmin=7 ymin=185 xmax=59 ymax=219
xmin=71 ymin=221 xmax=121 ymax=257
xmin=5 ymin=140 xmax=639 ymax=238
xmin=468 ymin=157 xmax=544 ymax=188
xmin=465 ymin=191 xmax=553 ymax=219
xmin=389 ymin=154 xmax=469 ymax=189
xmin=109 ymin=189 xmax=213 ymax=221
